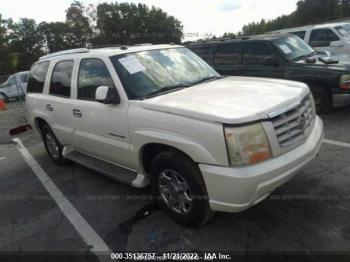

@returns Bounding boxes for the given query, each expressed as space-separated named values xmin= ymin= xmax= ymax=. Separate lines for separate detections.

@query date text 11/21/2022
xmin=110 ymin=252 xmax=231 ymax=260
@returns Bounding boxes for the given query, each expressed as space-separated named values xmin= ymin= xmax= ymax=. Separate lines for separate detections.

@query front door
xmin=69 ymin=57 xmax=132 ymax=168
xmin=240 ymin=41 xmax=285 ymax=79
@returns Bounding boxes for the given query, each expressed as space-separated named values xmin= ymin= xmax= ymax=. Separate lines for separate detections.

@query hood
xmin=295 ymin=55 xmax=350 ymax=72
xmin=141 ymin=76 xmax=309 ymax=124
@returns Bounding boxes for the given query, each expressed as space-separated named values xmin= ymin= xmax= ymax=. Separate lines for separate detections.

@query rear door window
xmin=50 ymin=60 xmax=74 ymax=98
xmin=27 ymin=62 xmax=50 ymax=93
xmin=243 ymin=42 xmax=274 ymax=65
xmin=214 ymin=43 xmax=242 ymax=65
xmin=309 ymin=28 xmax=340 ymax=47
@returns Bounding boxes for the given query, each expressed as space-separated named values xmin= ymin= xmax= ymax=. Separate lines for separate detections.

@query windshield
xmin=335 ymin=24 xmax=350 ymax=38
xmin=273 ymin=35 xmax=314 ymax=61
xmin=110 ymin=47 xmax=220 ymax=99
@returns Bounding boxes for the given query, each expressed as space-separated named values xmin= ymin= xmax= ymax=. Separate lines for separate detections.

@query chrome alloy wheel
xmin=158 ymin=169 xmax=193 ymax=214
xmin=45 ymin=133 xmax=60 ymax=160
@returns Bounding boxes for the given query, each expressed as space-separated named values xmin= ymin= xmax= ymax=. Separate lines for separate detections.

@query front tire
xmin=41 ymin=125 xmax=68 ymax=165
xmin=310 ymin=86 xmax=331 ymax=114
xmin=149 ymin=151 xmax=213 ymax=227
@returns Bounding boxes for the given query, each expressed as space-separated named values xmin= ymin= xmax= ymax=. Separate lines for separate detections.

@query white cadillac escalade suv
xmin=25 ymin=45 xmax=324 ymax=226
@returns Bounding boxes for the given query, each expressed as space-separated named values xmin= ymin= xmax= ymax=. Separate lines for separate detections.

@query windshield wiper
xmin=191 ymin=75 xmax=223 ymax=86
xmin=141 ymin=84 xmax=190 ymax=99
xmin=293 ymin=51 xmax=318 ymax=61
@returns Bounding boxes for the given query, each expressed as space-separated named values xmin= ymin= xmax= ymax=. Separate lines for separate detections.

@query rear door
xmin=212 ymin=42 xmax=244 ymax=76
xmin=45 ymin=60 xmax=76 ymax=146
xmin=188 ymin=45 xmax=212 ymax=64
xmin=68 ymin=57 xmax=132 ymax=168
xmin=241 ymin=41 xmax=285 ymax=79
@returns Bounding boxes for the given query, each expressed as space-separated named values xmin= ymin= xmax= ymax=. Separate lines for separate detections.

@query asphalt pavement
xmin=1 ymin=102 xmax=350 ymax=261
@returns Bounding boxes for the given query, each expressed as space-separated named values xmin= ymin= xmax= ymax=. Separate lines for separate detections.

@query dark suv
xmin=187 ymin=34 xmax=350 ymax=113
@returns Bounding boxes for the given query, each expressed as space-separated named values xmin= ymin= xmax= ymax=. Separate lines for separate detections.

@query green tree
xmin=66 ymin=1 xmax=93 ymax=48
xmin=0 ymin=14 xmax=14 ymax=75
xmin=8 ymin=18 xmax=44 ymax=71
xmin=39 ymin=22 xmax=73 ymax=53
xmin=240 ymin=0 xmax=347 ymax=35
xmin=94 ymin=2 xmax=182 ymax=45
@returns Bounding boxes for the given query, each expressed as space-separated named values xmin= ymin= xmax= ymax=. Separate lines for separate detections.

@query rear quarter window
xmin=291 ymin=31 xmax=306 ymax=40
xmin=27 ymin=62 xmax=50 ymax=93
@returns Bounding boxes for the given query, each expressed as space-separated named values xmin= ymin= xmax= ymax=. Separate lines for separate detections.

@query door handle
xmin=46 ymin=104 xmax=53 ymax=111
xmin=73 ymin=109 xmax=82 ymax=118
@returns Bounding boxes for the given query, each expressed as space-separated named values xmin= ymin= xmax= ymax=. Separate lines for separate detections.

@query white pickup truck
xmin=25 ymin=45 xmax=324 ymax=226
xmin=0 ymin=71 xmax=29 ymax=101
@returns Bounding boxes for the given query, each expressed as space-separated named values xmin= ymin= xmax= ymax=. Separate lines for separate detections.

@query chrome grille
xmin=271 ymin=95 xmax=315 ymax=148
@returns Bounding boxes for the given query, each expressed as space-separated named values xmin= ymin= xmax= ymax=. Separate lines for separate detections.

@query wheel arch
xmin=140 ymin=143 xmax=196 ymax=174
xmin=0 ymin=92 xmax=8 ymax=101
xmin=134 ymin=129 xmax=222 ymax=174
xmin=34 ymin=117 xmax=49 ymax=135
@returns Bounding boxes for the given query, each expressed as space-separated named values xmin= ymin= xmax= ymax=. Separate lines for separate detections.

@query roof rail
xmin=134 ymin=43 xmax=153 ymax=46
xmin=89 ymin=44 xmax=123 ymax=49
xmin=90 ymin=43 xmax=153 ymax=49
xmin=39 ymin=48 xmax=90 ymax=60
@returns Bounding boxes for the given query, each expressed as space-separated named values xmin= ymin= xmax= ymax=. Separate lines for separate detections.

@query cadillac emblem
xmin=297 ymin=114 xmax=307 ymax=131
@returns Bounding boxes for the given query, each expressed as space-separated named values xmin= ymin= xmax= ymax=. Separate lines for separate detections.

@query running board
xmin=65 ymin=151 xmax=138 ymax=186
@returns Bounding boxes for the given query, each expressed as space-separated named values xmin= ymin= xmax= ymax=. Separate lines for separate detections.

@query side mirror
xmin=264 ymin=56 xmax=279 ymax=66
xmin=95 ymin=86 xmax=120 ymax=104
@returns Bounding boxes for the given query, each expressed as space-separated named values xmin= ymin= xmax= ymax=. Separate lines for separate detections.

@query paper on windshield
xmin=119 ymin=55 xmax=146 ymax=74
xmin=279 ymin=44 xmax=292 ymax=54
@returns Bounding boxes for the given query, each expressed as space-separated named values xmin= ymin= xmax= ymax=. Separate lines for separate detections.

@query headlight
xmin=224 ymin=123 xmax=272 ymax=166
xmin=340 ymin=74 xmax=350 ymax=89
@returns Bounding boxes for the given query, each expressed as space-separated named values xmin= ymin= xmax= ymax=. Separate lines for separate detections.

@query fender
xmin=132 ymin=129 xmax=223 ymax=166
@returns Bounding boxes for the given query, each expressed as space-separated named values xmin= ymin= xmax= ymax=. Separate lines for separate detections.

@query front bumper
xmin=333 ymin=93 xmax=350 ymax=108
xmin=199 ymin=116 xmax=324 ymax=213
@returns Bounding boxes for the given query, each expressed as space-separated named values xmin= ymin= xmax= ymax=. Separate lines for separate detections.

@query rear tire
xmin=41 ymin=125 xmax=68 ymax=165
xmin=149 ymin=151 xmax=213 ymax=227
xmin=310 ymin=86 xmax=331 ymax=114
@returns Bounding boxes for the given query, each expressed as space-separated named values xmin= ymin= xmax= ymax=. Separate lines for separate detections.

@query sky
xmin=0 ymin=0 xmax=300 ymax=40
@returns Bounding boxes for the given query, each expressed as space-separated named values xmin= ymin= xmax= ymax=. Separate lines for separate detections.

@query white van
xmin=273 ymin=22 xmax=350 ymax=57
xmin=0 ymin=71 xmax=29 ymax=101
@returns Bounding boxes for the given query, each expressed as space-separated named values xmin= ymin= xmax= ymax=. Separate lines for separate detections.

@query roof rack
xmin=39 ymin=48 xmax=89 ymax=60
